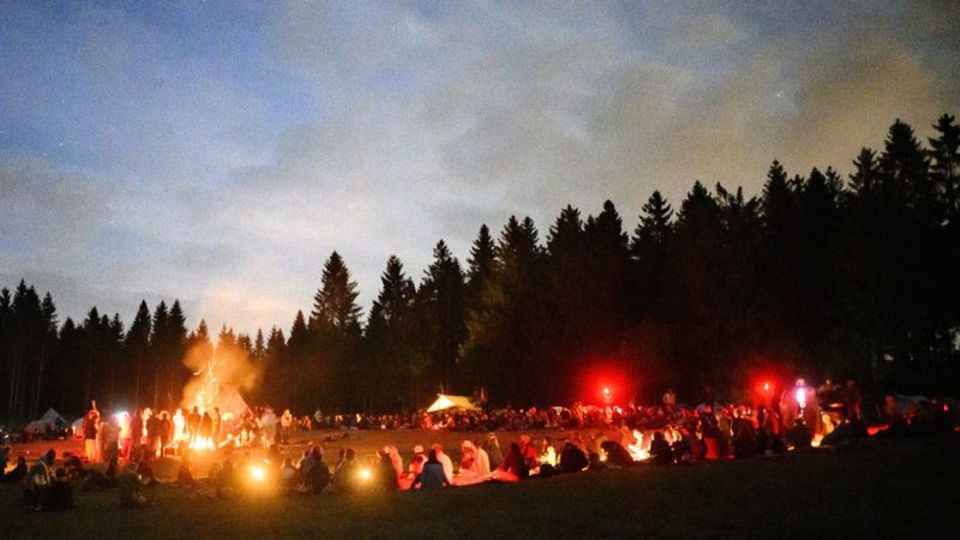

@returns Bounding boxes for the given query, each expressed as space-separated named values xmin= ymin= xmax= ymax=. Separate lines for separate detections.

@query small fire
xmin=189 ymin=436 xmax=215 ymax=451
xmin=626 ymin=430 xmax=650 ymax=461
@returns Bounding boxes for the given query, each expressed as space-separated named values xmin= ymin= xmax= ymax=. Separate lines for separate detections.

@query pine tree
xmin=311 ymin=252 xmax=362 ymax=334
xmin=466 ymin=225 xmax=497 ymax=306
xmin=150 ymin=301 xmax=168 ymax=409
xmin=366 ymin=255 xmax=417 ymax=410
xmin=418 ymin=241 xmax=467 ymax=394
xmin=165 ymin=300 xmax=188 ymax=408
xmin=929 ymin=114 xmax=960 ymax=222
xmin=287 ymin=311 xmax=311 ymax=411
xmin=126 ymin=301 xmax=152 ymax=406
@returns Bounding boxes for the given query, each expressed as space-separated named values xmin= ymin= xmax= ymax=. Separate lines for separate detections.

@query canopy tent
xmin=25 ymin=407 xmax=68 ymax=433
xmin=427 ymin=394 xmax=480 ymax=413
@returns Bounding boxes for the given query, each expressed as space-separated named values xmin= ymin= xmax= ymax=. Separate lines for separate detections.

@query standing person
xmin=159 ymin=412 xmax=172 ymax=457
xmin=280 ymin=409 xmax=293 ymax=445
xmin=844 ymin=379 xmax=862 ymax=421
xmin=260 ymin=407 xmax=278 ymax=447
xmin=210 ymin=407 xmax=222 ymax=446
xmin=663 ymin=388 xmax=677 ymax=411
xmin=100 ymin=416 xmax=120 ymax=463
xmin=187 ymin=407 xmax=201 ymax=444
xmin=145 ymin=411 xmax=161 ymax=458
xmin=129 ymin=409 xmax=144 ymax=459
xmin=200 ymin=411 xmax=213 ymax=441
xmin=83 ymin=409 xmax=99 ymax=463
xmin=172 ymin=409 xmax=187 ymax=448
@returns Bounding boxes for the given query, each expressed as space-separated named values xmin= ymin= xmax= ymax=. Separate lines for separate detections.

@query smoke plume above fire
xmin=179 ymin=339 xmax=260 ymax=421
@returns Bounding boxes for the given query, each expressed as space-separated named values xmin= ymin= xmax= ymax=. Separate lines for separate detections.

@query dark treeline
xmin=2 ymin=115 xmax=958 ymax=419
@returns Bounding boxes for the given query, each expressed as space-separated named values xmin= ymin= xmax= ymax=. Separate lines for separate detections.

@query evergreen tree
xmin=150 ymin=301 xmax=169 ymax=409
xmin=287 ymin=310 xmax=311 ymax=411
xmin=125 ymin=301 xmax=152 ymax=407
xmin=929 ymin=114 xmax=960 ymax=222
xmin=310 ymin=251 xmax=362 ymax=334
xmin=366 ymin=255 xmax=417 ymax=410
xmin=417 ymin=241 xmax=467 ymax=395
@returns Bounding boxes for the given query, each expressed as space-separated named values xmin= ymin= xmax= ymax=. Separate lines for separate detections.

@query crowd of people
xmin=2 ymin=378 xmax=957 ymax=510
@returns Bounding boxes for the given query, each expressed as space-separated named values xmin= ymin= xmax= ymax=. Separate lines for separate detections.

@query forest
xmin=1 ymin=115 xmax=958 ymax=419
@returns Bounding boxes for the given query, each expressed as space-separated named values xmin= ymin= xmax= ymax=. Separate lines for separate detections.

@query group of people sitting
xmin=0 ymin=445 xmax=154 ymax=511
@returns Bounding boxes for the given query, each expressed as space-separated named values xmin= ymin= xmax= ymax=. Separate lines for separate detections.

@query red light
xmin=763 ymin=382 xmax=770 ymax=392
xmin=603 ymin=387 xmax=611 ymax=395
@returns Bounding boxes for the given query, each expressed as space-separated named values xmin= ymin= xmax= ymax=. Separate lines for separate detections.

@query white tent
xmin=25 ymin=407 xmax=68 ymax=433
xmin=426 ymin=394 xmax=479 ymax=413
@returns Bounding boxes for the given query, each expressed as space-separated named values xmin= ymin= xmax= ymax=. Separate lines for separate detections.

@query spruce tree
xmin=126 ymin=301 xmax=151 ymax=406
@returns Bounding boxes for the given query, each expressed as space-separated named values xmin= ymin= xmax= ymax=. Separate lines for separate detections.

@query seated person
xmin=649 ymin=432 xmax=672 ymax=465
xmin=452 ymin=441 xmax=487 ymax=486
xmin=490 ymin=443 xmax=524 ymax=482
xmin=600 ymin=441 xmax=634 ymax=468
xmin=399 ymin=454 xmax=424 ymax=491
xmin=412 ymin=450 xmax=450 ymax=489
xmin=41 ymin=468 xmax=74 ymax=511
xmin=3 ymin=456 xmax=28 ymax=484
xmin=82 ymin=457 xmax=120 ymax=491
xmin=785 ymin=419 xmax=813 ymax=450
xmin=301 ymin=447 xmax=330 ymax=495
xmin=331 ymin=449 xmax=357 ymax=493
xmin=176 ymin=453 xmax=195 ymax=488
xmin=119 ymin=463 xmax=147 ymax=507
xmin=558 ymin=441 xmax=588 ymax=473
xmin=23 ymin=450 xmax=55 ymax=507
xmin=278 ymin=458 xmax=299 ymax=495
xmin=376 ymin=452 xmax=398 ymax=491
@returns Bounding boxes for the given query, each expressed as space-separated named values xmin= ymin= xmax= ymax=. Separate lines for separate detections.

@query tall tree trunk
xmin=31 ymin=343 xmax=46 ymax=418
xmin=8 ymin=349 xmax=20 ymax=417
xmin=134 ymin=354 xmax=141 ymax=407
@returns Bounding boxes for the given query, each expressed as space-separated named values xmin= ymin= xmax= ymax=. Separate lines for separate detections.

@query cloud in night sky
xmin=1 ymin=1 xmax=958 ymax=334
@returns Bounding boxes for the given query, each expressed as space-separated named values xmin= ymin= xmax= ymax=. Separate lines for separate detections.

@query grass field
xmin=2 ymin=434 xmax=958 ymax=539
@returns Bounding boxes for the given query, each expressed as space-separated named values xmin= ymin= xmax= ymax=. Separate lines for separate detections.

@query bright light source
xmin=795 ymin=387 xmax=806 ymax=410
xmin=249 ymin=465 xmax=266 ymax=482
xmin=603 ymin=387 xmax=611 ymax=396
xmin=762 ymin=382 xmax=770 ymax=392
xmin=358 ymin=468 xmax=372 ymax=482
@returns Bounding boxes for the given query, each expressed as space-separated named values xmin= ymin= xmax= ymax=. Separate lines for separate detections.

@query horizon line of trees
xmin=2 ymin=114 xmax=958 ymax=419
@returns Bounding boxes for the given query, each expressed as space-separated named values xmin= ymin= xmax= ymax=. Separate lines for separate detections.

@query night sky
xmin=1 ymin=1 xmax=958 ymax=334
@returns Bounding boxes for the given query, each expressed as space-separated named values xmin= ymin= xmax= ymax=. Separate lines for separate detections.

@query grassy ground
xmin=2 ymin=435 xmax=958 ymax=539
